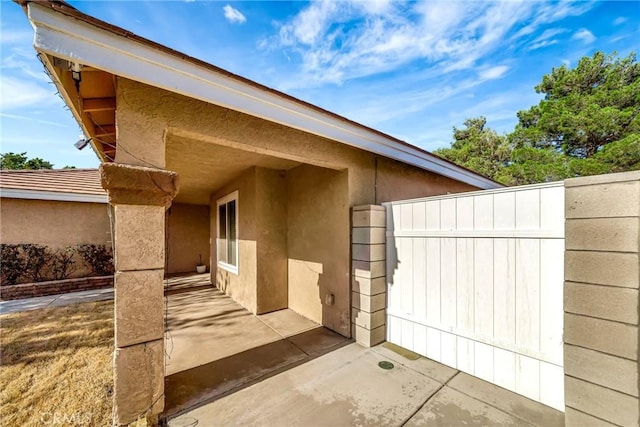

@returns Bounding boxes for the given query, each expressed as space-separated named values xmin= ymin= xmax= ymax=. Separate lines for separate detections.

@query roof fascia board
xmin=0 ymin=188 xmax=108 ymax=203
xmin=28 ymin=3 xmax=501 ymax=190
xmin=383 ymin=180 xmax=564 ymax=205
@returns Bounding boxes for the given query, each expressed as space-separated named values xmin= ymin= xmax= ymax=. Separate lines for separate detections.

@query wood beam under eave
xmin=95 ymin=124 xmax=116 ymax=137
xmin=82 ymin=97 xmax=116 ymax=113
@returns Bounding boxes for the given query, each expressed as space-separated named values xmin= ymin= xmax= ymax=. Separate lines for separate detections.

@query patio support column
xmin=351 ymin=205 xmax=386 ymax=347
xmin=100 ymin=163 xmax=179 ymax=426
xmin=563 ymin=171 xmax=640 ymax=426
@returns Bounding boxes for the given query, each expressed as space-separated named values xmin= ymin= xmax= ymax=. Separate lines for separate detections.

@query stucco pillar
xmin=100 ymin=163 xmax=179 ymax=426
xmin=351 ymin=205 xmax=386 ymax=347
xmin=563 ymin=171 xmax=640 ymax=426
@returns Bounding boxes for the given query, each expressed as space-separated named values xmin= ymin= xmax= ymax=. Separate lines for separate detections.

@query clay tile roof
xmin=0 ymin=168 xmax=105 ymax=196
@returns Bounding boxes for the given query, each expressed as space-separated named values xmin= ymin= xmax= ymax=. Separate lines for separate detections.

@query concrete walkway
xmin=0 ymin=287 xmax=114 ymax=314
xmin=169 ymin=342 xmax=564 ymax=427
xmin=0 ymin=273 xmax=211 ymax=315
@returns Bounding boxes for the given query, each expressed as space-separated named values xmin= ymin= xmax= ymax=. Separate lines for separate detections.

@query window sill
xmin=218 ymin=261 xmax=238 ymax=275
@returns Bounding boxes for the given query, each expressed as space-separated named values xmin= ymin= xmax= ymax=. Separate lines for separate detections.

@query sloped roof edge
xmin=22 ymin=0 xmax=502 ymax=190
xmin=0 ymin=168 xmax=107 ymax=203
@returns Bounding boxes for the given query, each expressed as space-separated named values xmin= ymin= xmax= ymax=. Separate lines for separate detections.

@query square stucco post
xmin=352 ymin=205 xmax=386 ymax=347
xmin=100 ymin=163 xmax=179 ymax=426
xmin=563 ymin=171 xmax=640 ymax=427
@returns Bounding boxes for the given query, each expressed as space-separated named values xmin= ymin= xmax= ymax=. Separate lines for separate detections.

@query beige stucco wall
xmin=212 ymin=168 xmax=258 ymax=312
xmin=287 ymin=164 xmax=350 ymax=335
xmin=375 ymin=157 xmax=476 ymax=202
xmin=210 ymin=167 xmax=289 ymax=315
xmin=115 ymin=77 xmax=479 ymax=204
xmin=255 ymin=168 xmax=288 ymax=313
xmin=0 ymin=198 xmax=111 ymax=247
xmin=166 ymin=203 xmax=210 ymax=274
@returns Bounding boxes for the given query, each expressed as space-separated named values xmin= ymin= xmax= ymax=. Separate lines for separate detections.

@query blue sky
xmin=1 ymin=0 xmax=638 ymax=168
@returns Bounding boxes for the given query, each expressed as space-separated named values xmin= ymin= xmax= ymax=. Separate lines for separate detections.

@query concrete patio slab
xmin=164 ymin=283 xmax=351 ymax=418
xmin=165 ymin=273 xmax=212 ymax=292
xmin=372 ymin=343 xmax=458 ymax=384
xmin=405 ymin=386 xmax=530 ymax=426
xmin=168 ymin=340 xmax=565 ymax=427
xmin=447 ymin=373 xmax=565 ymax=427
xmin=286 ymin=326 xmax=349 ymax=355
xmin=165 ymin=338 xmax=308 ymax=417
xmin=169 ymin=343 xmax=444 ymax=427
xmin=258 ymin=308 xmax=319 ymax=337
xmin=165 ymin=287 xmax=284 ymax=376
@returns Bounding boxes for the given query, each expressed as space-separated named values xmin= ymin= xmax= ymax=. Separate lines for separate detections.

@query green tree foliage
xmin=496 ymin=147 xmax=570 ymax=186
xmin=512 ymin=51 xmax=639 ymax=158
xmin=0 ymin=152 xmax=54 ymax=170
xmin=439 ymin=51 xmax=639 ymax=186
xmin=434 ymin=117 xmax=512 ymax=179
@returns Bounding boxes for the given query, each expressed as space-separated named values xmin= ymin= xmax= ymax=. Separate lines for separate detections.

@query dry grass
xmin=0 ymin=301 xmax=113 ymax=426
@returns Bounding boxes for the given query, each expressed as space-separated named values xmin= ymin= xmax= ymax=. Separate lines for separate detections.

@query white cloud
xmin=354 ymin=0 xmax=393 ymax=15
xmin=0 ymin=113 xmax=67 ymax=128
xmin=613 ymin=17 xmax=627 ymax=25
xmin=478 ymin=65 xmax=510 ymax=80
xmin=611 ymin=35 xmax=629 ymax=43
xmin=278 ymin=0 xmax=340 ymax=46
xmin=572 ymin=28 xmax=595 ymax=43
xmin=528 ymin=40 xmax=559 ymax=51
xmin=0 ymin=29 xmax=32 ymax=46
xmin=0 ymin=76 xmax=55 ymax=110
xmin=1 ymin=47 xmax=51 ymax=82
xmin=265 ymin=1 xmax=595 ymax=88
xmin=223 ymin=4 xmax=246 ymax=24
xmin=527 ymin=28 xmax=567 ymax=51
xmin=530 ymin=28 xmax=567 ymax=43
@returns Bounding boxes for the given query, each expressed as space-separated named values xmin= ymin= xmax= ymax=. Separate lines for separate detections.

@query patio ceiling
xmin=166 ymin=134 xmax=301 ymax=205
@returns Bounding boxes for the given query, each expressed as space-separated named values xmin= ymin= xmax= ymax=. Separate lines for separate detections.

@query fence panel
xmin=385 ymin=182 xmax=565 ymax=410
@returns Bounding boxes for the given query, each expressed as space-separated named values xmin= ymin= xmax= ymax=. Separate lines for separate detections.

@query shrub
xmin=0 ymin=244 xmax=114 ymax=286
xmin=77 ymin=244 xmax=114 ymax=276
xmin=50 ymin=246 xmax=77 ymax=280
xmin=22 ymin=244 xmax=51 ymax=283
xmin=1 ymin=244 xmax=25 ymax=285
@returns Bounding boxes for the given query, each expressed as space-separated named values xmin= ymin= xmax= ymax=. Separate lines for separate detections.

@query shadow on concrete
xmin=163 ymin=326 xmax=350 ymax=420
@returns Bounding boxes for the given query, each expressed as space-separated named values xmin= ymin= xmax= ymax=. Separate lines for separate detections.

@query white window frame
xmin=216 ymin=190 xmax=239 ymax=275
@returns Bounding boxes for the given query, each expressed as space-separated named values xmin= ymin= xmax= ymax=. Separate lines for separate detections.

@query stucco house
xmin=0 ymin=168 xmax=210 ymax=278
xmin=15 ymin=1 xmax=501 ymax=425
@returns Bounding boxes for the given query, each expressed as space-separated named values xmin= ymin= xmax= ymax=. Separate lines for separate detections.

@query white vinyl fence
xmin=385 ymin=182 xmax=565 ymax=411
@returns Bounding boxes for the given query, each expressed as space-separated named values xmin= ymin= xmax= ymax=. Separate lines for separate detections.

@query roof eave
xmin=0 ymin=188 xmax=108 ymax=203
xmin=26 ymin=2 xmax=501 ymax=190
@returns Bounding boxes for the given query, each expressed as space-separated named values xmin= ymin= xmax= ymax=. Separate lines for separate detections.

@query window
xmin=217 ymin=191 xmax=238 ymax=274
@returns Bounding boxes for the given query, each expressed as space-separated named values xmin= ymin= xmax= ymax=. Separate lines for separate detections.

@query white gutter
xmin=27 ymin=3 xmax=501 ymax=190
xmin=0 ymin=188 xmax=108 ymax=203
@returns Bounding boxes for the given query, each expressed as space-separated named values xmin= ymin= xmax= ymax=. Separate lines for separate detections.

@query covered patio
xmin=163 ymin=274 xmax=349 ymax=418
